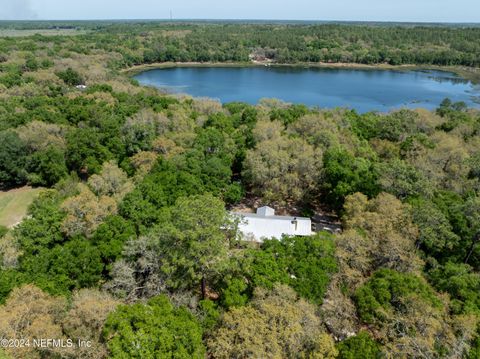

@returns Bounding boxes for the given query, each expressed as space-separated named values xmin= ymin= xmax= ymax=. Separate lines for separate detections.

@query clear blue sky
xmin=0 ymin=0 xmax=479 ymax=22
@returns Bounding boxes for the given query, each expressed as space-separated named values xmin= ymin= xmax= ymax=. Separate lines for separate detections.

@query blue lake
xmin=134 ymin=66 xmax=480 ymax=112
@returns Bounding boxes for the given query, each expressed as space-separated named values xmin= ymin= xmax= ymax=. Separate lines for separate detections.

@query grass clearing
xmin=0 ymin=187 xmax=43 ymax=228
xmin=0 ymin=29 xmax=88 ymax=37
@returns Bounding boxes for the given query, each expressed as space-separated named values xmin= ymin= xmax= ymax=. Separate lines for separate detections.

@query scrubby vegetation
xmin=0 ymin=20 xmax=480 ymax=358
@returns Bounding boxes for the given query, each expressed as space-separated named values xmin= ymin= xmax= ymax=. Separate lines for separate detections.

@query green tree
xmin=66 ymin=128 xmax=111 ymax=176
xmin=103 ymin=295 xmax=205 ymax=359
xmin=26 ymin=145 xmax=68 ymax=186
xmin=209 ymin=284 xmax=335 ymax=358
xmin=155 ymin=194 xmax=234 ymax=298
xmin=56 ymin=67 xmax=83 ymax=86
xmin=91 ymin=215 xmax=136 ymax=271
xmin=323 ymin=147 xmax=379 ymax=208
xmin=0 ymin=131 xmax=27 ymax=189
xmin=248 ymin=234 xmax=337 ymax=305
xmin=428 ymin=262 xmax=480 ymax=315
xmin=337 ymin=331 xmax=381 ymax=359
xmin=355 ymin=269 xmax=442 ymax=324
xmin=243 ymin=120 xmax=322 ymax=203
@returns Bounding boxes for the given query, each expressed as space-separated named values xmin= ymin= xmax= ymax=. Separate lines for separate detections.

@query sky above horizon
xmin=0 ymin=0 xmax=479 ymax=23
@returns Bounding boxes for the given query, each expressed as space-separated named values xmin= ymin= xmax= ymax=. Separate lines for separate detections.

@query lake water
xmin=134 ymin=66 xmax=480 ymax=112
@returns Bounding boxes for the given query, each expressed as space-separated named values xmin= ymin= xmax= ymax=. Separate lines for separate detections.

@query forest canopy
xmin=0 ymin=20 xmax=480 ymax=358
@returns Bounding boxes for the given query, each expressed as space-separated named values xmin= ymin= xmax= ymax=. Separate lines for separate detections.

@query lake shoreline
xmin=123 ymin=61 xmax=480 ymax=83
xmin=131 ymin=63 xmax=480 ymax=113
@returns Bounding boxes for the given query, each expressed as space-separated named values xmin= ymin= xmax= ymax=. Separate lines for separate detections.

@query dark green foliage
xmin=23 ymin=57 xmax=39 ymax=72
xmin=197 ymin=299 xmax=221 ymax=331
xmin=347 ymin=111 xmax=380 ymax=140
xmin=219 ymin=277 xmax=250 ymax=308
xmin=270 ymin=104 xmax=310 ymax=125
xmin=376 ymin=110 xmax=418 ymax=142
xmin=15 ymin=190 xmax=66 ymax=256
xmin=437 ymin=98 xmax=472 ymax=131
xmin=0 ymin=131 xmax=27 ymax=189
xmin=91 ymin=215 xmax=136 ymax=270
xmin=66 ymin=127 xmax=112 ymax=176
xmin=0 ymin=270 xmax=28 ymax=304
xmin=26 ymin=145 xmax=68 ymax=186
xmin=410 ymin=198 xmax=460 ymax=262
xmin=86 ymin=83 xmax=113 ymax=94
xmin=154 ymin=194 xmax=231 ymax=293
xmin=0 ymin=66 xmax=24 ymax=88
xmin=223 ymin=182 xmax=245 ymax=204
xmin=40 ymin=59 xmax=54 ymax=69
xmin=120 ymin=159 xmax=204 ymax=232
xmin=248 ymin=234 xmax=337 ymax=304
xmin=20 ymin=237 xmax=104 ymax=296
xmin=337 ymin=331 xmax=381 ymax=359
xmin=99 ymin=23 xmax=480 ymax=68
xmin=355 ymin=269 xmax=442 ymax=324
xmin=0 ymin=226 xmax=7 ymax=238
xmin=469 ymin=334 xmax=480 ymax=359
xmin=428 ymin=262 xmax=480 ymax=315
xmin=1 ymin=22 xmax=480 ymax=356
xmin=432 ymin=191 xmax=470 ymax=241
xmin=103 ymin=295 xmax=205 ymax=358
xmin=323 ymin=147 xmax=379 ymax=208
xmin=56 ymin=67 xmax=83 ymax=86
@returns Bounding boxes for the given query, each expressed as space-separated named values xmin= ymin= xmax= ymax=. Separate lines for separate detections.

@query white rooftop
xmin=232 ymin=206 xmax=313 ymax=242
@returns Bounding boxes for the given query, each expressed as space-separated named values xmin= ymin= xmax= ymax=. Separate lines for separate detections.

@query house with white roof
xmin=232 ymin=206 xmax=313 ymax=242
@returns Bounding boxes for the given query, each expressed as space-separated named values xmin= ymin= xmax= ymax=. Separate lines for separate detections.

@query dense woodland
xmin=0 ymin=21 xmax=480 ymax=358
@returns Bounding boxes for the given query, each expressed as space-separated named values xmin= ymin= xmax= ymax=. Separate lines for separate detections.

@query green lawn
xmin=0 ymin=187 xmax=43 ymax=228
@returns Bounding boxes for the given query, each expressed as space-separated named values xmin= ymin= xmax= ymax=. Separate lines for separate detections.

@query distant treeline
xmin=100 ymin=23 xmax=480 ymax=67
xmin=1 ymin=22 xmax=480 ymax=68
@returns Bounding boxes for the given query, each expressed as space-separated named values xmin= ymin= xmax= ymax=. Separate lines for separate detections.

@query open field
xmin=0 ymin=29 xmax=88 ymax=37
xmin=0 ymin=187 xmax=43 ymax=228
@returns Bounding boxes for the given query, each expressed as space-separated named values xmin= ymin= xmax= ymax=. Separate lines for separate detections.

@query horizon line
xmin=1 ymin=18 xmax=479 ymax=25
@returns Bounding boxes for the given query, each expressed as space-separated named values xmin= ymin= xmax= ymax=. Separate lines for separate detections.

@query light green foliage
xmin=87 ymin=161 xmax=133 ymax=201
xmin=342 ymin=192 xmax=422 ymax=274
xmin=209 ymin=284 xmax=334 ymax=359
xmin=104 ymin=295 xmax=205 ymax=359
xmin=243 ymin=119 xmax=323 ymax=203
xmin=61 ymin=184 xmax=117 ymax=238
xmin=377 ymin=158 xmax=433 ymax=199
